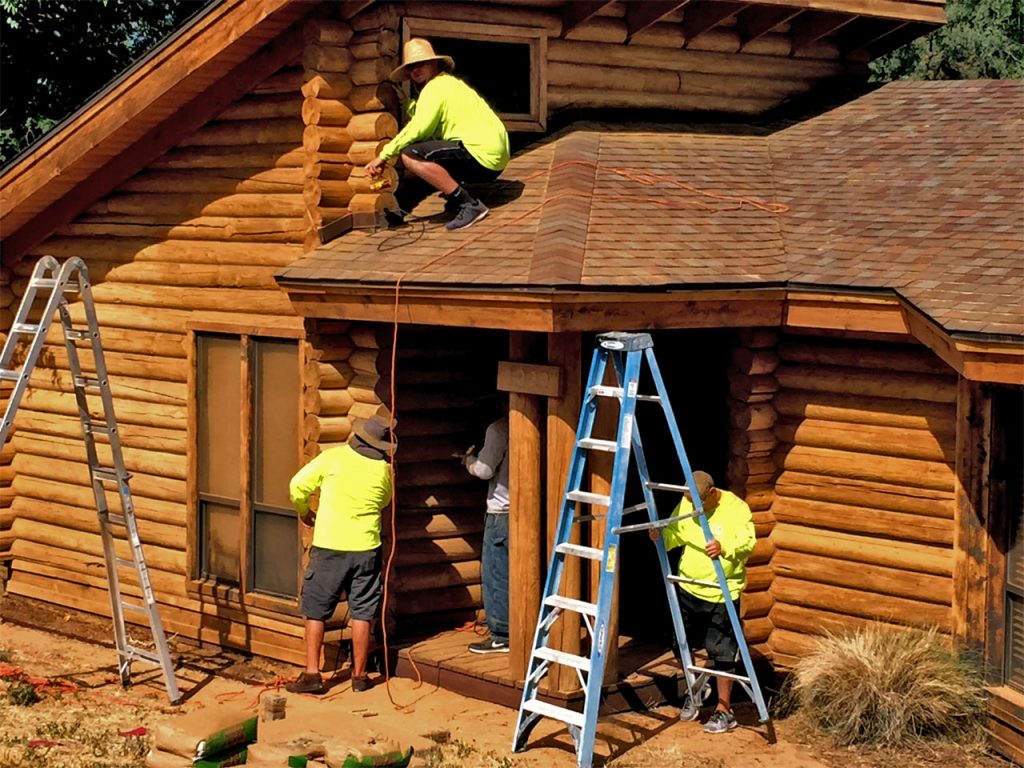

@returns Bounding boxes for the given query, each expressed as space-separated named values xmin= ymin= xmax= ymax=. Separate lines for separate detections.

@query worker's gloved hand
xmin=648 ymin=527 xmax=662 ymax=542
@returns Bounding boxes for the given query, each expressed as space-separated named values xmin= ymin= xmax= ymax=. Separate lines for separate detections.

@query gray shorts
xmin=301 ymin=546 xmax=383 ymax=622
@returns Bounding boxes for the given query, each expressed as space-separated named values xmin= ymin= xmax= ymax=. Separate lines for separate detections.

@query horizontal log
xmin=775 ymin=444 xmax=954 ymax=491
xmin=253 ymin=66 xmax=305 ymax=94
xmin=178 ymin=118 xmax=304 ymax=147
xmin=309 ymin=336 xmax=356 ymax=363
xmin=89 ymin=283 xmax=295 ymax=315
xmin=89 ymin=192 xmax=306 ymax=219
xmin=12 ymin=408 xmax=185 ymax=454
xmin=731 ymin=347 xmax=779 ymax=376
xmin=774 ymin=390 xmax=955 ymax=432
xmin=215 ymin=94 xmax=302 ymax=121
xmin=775 ymin=364 xmax=956 ymax=403
xmin=746 ymin=564 xmax=772 ymax=593
xmin=305 ymin=414 xmax=352 ymax=443
xmin=396 ymin=584 xmax=480 ymax=615
xmin=304 ymin=179 xmax=354 ymax=208
xmin=771 ymin=522 xmax=952 ymax=576
xmin=17 ymin=389 xmax=183 ymax=431
xmin=311 ymin=360 xmax=355 ymax=389
xmin=11 ymin=497 xmax=183 ymax=551
xmin=13 ymin=432 xmax=186 ymax=480
xmin=301 ymin=72 xmax=354 ymax=100
xmin=348 ymin=192 xmax=395 ymax=214
xmin=304 ymin=160 xmax=354 ymax=181
xmin=26 ymin=367 xmax=186 ymax=407
xmin=349 ymin=29 xmax=399 ymax=58
xmin=92 ymin=261 xmax=280 ymax=291
xmin=12 ymin=517 xmax=184 ymax=573
xmin=148 ymin=145 xmax=305 ymax=170
xmin=13 ymin=453 xmax=186 ymax=503
xmin=302 ymin=97 xmax=353 ymax=126
xmin=728 ymin=428 xmax=775 ymax=455
xmin=395 ymin=510 xmax=484 ymax=541
xmin=730 ymin=403 xmax=776 ymax=431
xmin=303 ymin=125 xmax=355 ymax=153
xmin=120 ymin=167 xmax=305 ymax=195
xmin=347 ymin=139 xmax=388 ymax=165
xmin=773 ymin=496 xmax=953 ymax=546
xmin=303 ymin=45 xmax=353 ymax=73
xmin=348 ymin=84 xmax=398 ymax=113
xmin=398 ymin=461 xmax=476 ymax=489
xmin=779 ymin=338 xmax=952 ymax=375
xmin=769 ymin=605 xmax=918 ymax=651
xmin=61 ymin=216 xmax=307 ymax=244
xmin=772 ymin=549 xmax=952 ymax=606
xmin=771 ymin=576 xmax=950 ymax=631
xmin=31 ymin=342 xmax=186 ymax=383
xmin=308 ymin=387 xmax=354 ymax=417
xmin=775 ymin=418 xmax=954 ymax=463
xmin=740 ymin=589 xmax=773 ymax=619
xmin=303 ymin=19 xmax=353 ymax=47
xmin=549 ymin=87 xmax=778 ymax=114
xmin=741 ymin=615 xmax=772 ymax=646
xmin=35 ymin=236 xmax=302 ymax=267
xmin=392 ymin=535 xmax=481 ymax=567
xmin=729 ymin=374 xmax=778 ymax=402
xmin=349 ymin=58 xmax=393 ymax=86
xmin=396 ymin=560 xmax=480 ymax=592
xmin=346 ymin=112 xmax=398 ymax=141
xmin=774 ymin=470 xmax=954 ymax=518
xmin=748 ymin=536 xmax=774 ymax=566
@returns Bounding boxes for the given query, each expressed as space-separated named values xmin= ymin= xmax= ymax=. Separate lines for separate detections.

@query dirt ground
xmin=0 ymin=600 xmax=1012 ymax=768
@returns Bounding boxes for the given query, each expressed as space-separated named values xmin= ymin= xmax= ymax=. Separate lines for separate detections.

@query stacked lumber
xmin=726 ymin=328 xmax=780 ymax=657
xmin=767 ymin=334 xmax=958 ymax=668
xmin=300 ymin=16 xmax=398 ymax=247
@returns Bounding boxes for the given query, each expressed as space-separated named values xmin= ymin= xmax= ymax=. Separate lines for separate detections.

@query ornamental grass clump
xmin=788 ymin=625 xmax=986 ymax=747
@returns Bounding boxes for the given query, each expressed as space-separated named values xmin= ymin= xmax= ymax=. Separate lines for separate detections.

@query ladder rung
xmin=64 ymin=328 xmax=90 ymax=340
xmin=567 ymin=490 xmax=610 ymax=507
xmin=589 ymin=385 xmax=623 ymax=399
xmin=534 ymin=646 xmax=591 ymax=673
xmin=623 ymin=502 xmax=648 ymax=516
xmin=92 ymin=467 xmax=125 ymax=483
xmin=555 ymin=542 xmax=604 ymax=561
xmin=685 ymin=665 xmax=751 ymax=684
xmin=12 ymin=323 xmax=41 ymax=335
xmin=0 ymin=369 xmax=21 ymax=382
xmin=636 ymin=394 xmax=662 ymax=402
xmin=544 ymin=594 xmax=598 ymax=618
xmin=121 ymin=602 xmax=149 ymax=615
xmin=74 ymin=376 xmax=103 ymax=391
xmin=126 ymin=646 xmax=162 ymax=665
xmin=669 ymin=575 xmax=721 ymax=589
xmin=84 ymin=421 xmax=113 ymax=435
xmin=115 ymin=558 xmax=136 ymax=569
xmin=31 ymin=278 xmax=58 ymax=289
xmin=521 ymin=698 xmax=586 ymax=730
xmin=646 ymin=482 xmax=689 ymax=493
xmin=107 ymin=513 xmax=127 ymax=527
xmin=578 ymin=437 xmax=616 ymax=453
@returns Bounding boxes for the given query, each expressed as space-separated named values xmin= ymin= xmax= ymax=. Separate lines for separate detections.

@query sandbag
xmin=154 ymin=704 xmax=257 ymax=759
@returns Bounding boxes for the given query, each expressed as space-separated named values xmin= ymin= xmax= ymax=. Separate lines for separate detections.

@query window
xmin=195 ymin=333 xmax=301 ymax=600
xmin=402 ymin=18 xmax=547 ymax=131
xmin=998 ymin=388 xmax=1024 ymax=691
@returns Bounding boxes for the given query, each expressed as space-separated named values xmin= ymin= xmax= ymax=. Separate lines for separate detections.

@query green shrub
xmin=7 ymin=682 xmax=40 ymax=707
xmin=787 ymin=625 xmax=986 ymax=747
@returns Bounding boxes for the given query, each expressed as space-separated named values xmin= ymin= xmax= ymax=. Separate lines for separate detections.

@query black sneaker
xmin=351 ymin=675 xmax=373 ymax=692
xmin=446 ymin=200 xmax=489 ymax=231
xmin=468 ymin=637 xmax=509 ymax=654
xmin=285 ymin=672 xmax=325 ymax=695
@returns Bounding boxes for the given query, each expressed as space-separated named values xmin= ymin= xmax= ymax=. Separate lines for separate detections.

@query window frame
xmin=401 ymin=17 xmax=548 ymax=131
xmin=186 ymin=321 xmax=305 ymax=614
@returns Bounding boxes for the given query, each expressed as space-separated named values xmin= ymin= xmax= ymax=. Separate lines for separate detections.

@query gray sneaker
xmin=446 ymin=199 xmax=489 ymax=231
xmin=703 ymin=709 xmax=737 ymax=734
xmin=679 ymin=681 xmax=712 ymax=721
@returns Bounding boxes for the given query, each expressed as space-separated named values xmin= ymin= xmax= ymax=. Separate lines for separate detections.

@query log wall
xmin=767 ymin=333 xmax=958 ymax=668
xmin=726 ymin=328 xmax=781 ymax=659
xmin=1 ymin=265 xmax=12 ymax=565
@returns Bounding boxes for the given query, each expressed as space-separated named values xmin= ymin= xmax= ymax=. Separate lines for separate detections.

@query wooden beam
xmin=867 ymin=21 xmax=933 ymax=58
xmin=737 ymin=5 xmax=803 ymax=49
xmin=561 ymin=0 xmax=614 ymax=37
xmin=839 ymin=16 xmax=911 ymax=55
xmin=625 ymin=1 xmax=691 ymax=43
xmin=683 ymin=1 xmax=749 ymax=46
xmin=545 ymin=331 xmax=582 ymax=693
xmin=508 ymin=332 xmax=545 ymax=679
xmin=789 ymin=10 xmax=855 ymax=55
xmin=497 ymin=361 xmax=562 ymax=398
xmin=339 ymin=0 xmax=376 ymax=20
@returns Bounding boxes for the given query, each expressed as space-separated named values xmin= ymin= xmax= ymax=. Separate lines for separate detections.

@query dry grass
xmin=419 ymin=730 xmax=514 ymax=768
xmin=785 ymin=625 xmax=986 ymax=749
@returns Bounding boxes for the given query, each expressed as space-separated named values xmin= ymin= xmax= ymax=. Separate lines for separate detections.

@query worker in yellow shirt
xmin=649 ymin=471 xmax=756 ymax=734
xmin=285 ymin=413 xmax=396 ymax=695
xmin=365 ymin=38 xmax=510 ymax=231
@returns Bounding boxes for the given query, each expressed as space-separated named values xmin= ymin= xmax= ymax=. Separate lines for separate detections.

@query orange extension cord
xmin=376 ymin=159 xmax=789 ymax=709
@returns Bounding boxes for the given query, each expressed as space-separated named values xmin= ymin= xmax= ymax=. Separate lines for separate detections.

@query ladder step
xmin=73 ymin=376 xmax=103 ymax=391
xmin=555 ymin=542 xmax=604 ymax=561
xmin=107 ymin=513 xmax=127 ymax=527
xmin=589 ymin=384 xmax=623 ymax=399
xmin=0 ymin=369 xmax=21 ymax=382
xmin=685 ymin=665 xmax=751 ymax=684
xmin=646 ymin=482 xmax=689 ymax=493
xmin=636 ymin=394 xmax=662 ymax=403
xmin=521 ymin=698 xmax=586 ymax=730
xmin=544 ymin=594 xmax=598 ymax=618
xmin=12 ymin=323 xmax=41 ymax=335
xmin=31 ymin=278 xmax=58 ymax=289
xmin=534 ymin=646 xmax=592 ymax=673
xmin=121 ymin=602 xmax=149 ymax=615
xmin=578 ymin=437 xmax=616 ymax=453
xmin=115 ymin=558 xmax=136 ymax=569
xmin=64 ymin=328 xmax=90 ymax=340
xmin=669 ymin=575 xmax=721 ymax=589
xmin=84 ymin=421 xmax=113 ymax=435
xmin=566 ymin=490 xmax=610 ymax=507
xmin=126 ymin=646 xmax=163 ymax=665
xmin=93 ymin=467 xmax=126 ymax=483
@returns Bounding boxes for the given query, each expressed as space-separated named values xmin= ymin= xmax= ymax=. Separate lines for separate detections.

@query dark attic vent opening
xmin=430 ymin=36 xmax=532 ymax=116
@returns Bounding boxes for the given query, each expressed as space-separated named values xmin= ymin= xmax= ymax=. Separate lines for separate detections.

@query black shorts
xmin=301 ymin=546 xmax=383 ymax=622
xmin=401 ymin=140 xmax=502 ymax=184
xmin=678 ymin=588 xmax=741 ymax=666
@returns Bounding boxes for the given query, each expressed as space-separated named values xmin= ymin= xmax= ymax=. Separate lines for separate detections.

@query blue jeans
xmin=481 ymin=512 xmax=509 ymax=642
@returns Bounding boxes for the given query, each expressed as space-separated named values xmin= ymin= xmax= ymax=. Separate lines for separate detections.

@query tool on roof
xmin=512 ymin=331 xmax=771 ymax=768
xmin=0 ymin=256 xmax=181 ymax=704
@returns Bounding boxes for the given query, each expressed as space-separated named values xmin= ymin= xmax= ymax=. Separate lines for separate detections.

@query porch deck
xmin=394 ymin=629 xmax=688 ymax=712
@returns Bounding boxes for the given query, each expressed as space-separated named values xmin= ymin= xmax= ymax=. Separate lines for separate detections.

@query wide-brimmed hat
xmin=390 ymin=38 xmax=454 ymax=82
xmin=352 ymin=413 xmax=398 ymax=452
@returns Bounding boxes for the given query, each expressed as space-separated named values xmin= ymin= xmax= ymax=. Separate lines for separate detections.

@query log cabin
xmin=0 ymin=0 xmax=1021 ymax=759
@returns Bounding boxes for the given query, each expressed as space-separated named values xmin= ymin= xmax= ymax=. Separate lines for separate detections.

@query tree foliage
xmin=0 ymin=0 xmax=206 ymax=166
xmin=870 ymin=0 xmax=1024 ymax=80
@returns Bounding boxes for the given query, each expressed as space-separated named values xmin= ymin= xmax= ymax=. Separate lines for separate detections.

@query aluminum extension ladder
xmin=0 ymin=256 xmax=180 ymax=703
xmin=513 ymin=332 xmax=770 ymax=768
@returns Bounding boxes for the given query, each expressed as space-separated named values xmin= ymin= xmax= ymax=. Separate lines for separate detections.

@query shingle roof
xmin=278 ymin=79 xmax=1024 ymax=338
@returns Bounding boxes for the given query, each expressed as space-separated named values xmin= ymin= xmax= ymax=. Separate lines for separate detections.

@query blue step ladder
xmin=512 ymin=332 xmax=771 ymax=768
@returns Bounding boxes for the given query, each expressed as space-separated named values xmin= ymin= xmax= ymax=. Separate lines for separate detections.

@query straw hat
xmin=352 ymin=413 xmax=398 ymax=452
xmin=390 ymin=38 xmax=454 ymax=82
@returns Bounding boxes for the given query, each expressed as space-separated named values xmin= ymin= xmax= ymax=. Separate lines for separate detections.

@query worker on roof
xmin=286 ymin=412 xmax=396 ymax=696
xmin=365 ymin=38 xmax=510 ymax=231
xmin=649 ymin=471 xmax=756 ymax=734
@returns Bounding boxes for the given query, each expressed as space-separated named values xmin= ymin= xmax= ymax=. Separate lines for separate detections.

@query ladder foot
xmin=512 ymin=712 xmax=543 ymax=752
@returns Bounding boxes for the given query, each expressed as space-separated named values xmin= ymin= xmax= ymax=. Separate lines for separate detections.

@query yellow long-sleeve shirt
xmin=288 ymin=445 xmax=392 ymax=552
xmin=662 ymin=490 xmax=756 ymax=603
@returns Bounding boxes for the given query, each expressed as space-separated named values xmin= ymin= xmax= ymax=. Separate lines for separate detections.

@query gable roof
xmin=279 ymin=79 xmax=1024 ymax=341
